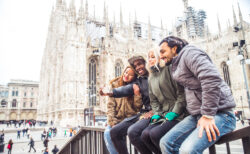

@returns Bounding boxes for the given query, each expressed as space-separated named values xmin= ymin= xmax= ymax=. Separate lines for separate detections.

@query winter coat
xmin=112 ymin=75 xmax=151 ymax=113
xmin=171 ymin=45 xmax=235 ymax=116
xmin=148 ymin=65 xmax=187 ymax=121
xmin=28 ymin=139 xmax=34 ymax=146
xmin=107 ymin=77 xmax=143 ymax=126
xmin=52 ymin=147 xmax=59 ymax=154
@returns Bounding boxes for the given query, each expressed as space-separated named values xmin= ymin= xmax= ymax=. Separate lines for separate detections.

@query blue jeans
xmin=160 ymin=111 xmax=236 ymax=154
xmin=104 ymin=126 xmax=118 ymax=154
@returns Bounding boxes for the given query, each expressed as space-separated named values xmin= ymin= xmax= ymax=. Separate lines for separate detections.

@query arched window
xmin=12 ymin=99 xmax=17 ymax=108
xmin=1 ymin=99 xmax=7 ymax=107
xmin=89 ymin=59 xmax=97 ymax=106
xmin=115 ymin=62 xmax=122 ymax=77
xmin=222 ymin=62 xmax=231 ymax=87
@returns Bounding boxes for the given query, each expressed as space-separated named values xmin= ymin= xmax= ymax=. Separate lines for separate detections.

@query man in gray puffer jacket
xmin=159 ymin=36 xmax=236 ymax=154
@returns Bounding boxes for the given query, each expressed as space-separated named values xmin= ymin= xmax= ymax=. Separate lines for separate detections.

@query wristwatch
xmin=202 ymin=115 xmax=214 ymax=119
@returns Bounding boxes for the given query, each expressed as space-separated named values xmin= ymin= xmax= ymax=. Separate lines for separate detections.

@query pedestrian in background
xmin=27 ymin=128 xmax=30 ymax=139
xmin=43 ymin=137 xmax=49 ymax=148
xmin=64 ymin=130 xmax=67 ymax=137
xmin=17 ymin=129 xmax=21 ymax=139
xmin=69 ymin=128 xmax=72 ymax=137
xmin=52 ymin=145 xmax=59 ymax=154
xmin=7 ymin=139 xmax=13 ymax=154
xmin=28 ymin=137 xmax=36 ymax=152
xmin=22 ymin=128 xmax=25 ymax=137
xmin=43 ymin=148 xmax=49 ymax=154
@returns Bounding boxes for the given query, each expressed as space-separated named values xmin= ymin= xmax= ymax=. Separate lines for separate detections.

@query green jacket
xmin=148 ymin=65 xmax=187 ymax=121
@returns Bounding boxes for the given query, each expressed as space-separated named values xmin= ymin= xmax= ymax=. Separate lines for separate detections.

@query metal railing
xmin=59 ymin=127 xmax=108 ymax=154
xmin=59 ymin=126 xmax=250 ymax=154
xmin=209 ymin=125 xmax=250 ymax=154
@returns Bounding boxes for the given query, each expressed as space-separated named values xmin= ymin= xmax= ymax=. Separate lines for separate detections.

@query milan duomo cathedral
xmin=37 ymin=0 xmax=250 ymax=127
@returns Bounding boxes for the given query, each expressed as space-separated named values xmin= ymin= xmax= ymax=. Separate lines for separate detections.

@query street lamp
xmin=233 ymin=18 xmax=250 ymax=110
xmin=235 ymin=42 xmax=250 ymax=110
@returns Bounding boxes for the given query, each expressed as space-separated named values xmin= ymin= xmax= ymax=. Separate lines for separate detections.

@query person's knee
xmin=140 ymin=129 xmax=150 ymax=143
xmin=110 ymin=127 xmax=119 ymax=140
xmin=159 ymin=137 xmax=167 ymax=151
xmin=127 ymin=125 xmax=139 ymax=143
xmin=179 ymin=140 xmax=200 ymax=154
xmin=149 ymin=130 xmax=159 ymax=145
xmin=160 ymin=135 xmax=172 ymax=153
xmin=104 ymin=129 xmax=110 ymax=140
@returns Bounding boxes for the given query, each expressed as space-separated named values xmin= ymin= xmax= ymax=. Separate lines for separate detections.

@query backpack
xmin=7 ymin=144 xmax=10 ymax=149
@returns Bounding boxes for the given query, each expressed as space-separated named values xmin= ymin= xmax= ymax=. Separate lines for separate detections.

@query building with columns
xmin=38 ymin=0 xmax=250 ymax=127
xmin=0 ymin=80 xmax=39 ymax=121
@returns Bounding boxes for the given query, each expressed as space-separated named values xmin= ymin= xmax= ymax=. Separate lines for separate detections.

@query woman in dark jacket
xmin=159 ymin=36 xmax=236 ymax=154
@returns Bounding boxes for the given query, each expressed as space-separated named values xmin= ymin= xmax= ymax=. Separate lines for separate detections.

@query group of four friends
xmin=100 ymin=36 xmax=236 ymax=154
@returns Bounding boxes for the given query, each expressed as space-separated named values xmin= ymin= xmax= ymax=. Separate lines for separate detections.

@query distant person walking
xmin=43 ymin=137 xmax=49 ymax=148
xmin=7 ymin=139 xmax=13 ymax=154
xmin=52 ymin=145 xmax=59 ymax=154
xmin=22 ymin=128 xmax=25 ymax=137
xmin=43 ymin=148 xmax=49 ymax=154
xmin=17 ymin=130 xmax=21 ymax=139
xmin=27 ymin=129 xmax=30 ymax=139
xmin=69 ymin=128 xmax=72 ymax=137
xmin=64 ymin=130 xmax=67 ymax=137
xmin=28 ymin=137 xmax=36 ymax=152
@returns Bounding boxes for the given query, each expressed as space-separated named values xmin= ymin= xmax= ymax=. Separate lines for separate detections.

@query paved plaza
xmin=0 ymin=120 xmax=249 ymax=154
xmin=0 ymin=124 xmax=72 ymax=154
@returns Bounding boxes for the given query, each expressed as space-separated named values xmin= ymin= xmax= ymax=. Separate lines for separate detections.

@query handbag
xmin=7 ymin=144 xmax=10 ymax=149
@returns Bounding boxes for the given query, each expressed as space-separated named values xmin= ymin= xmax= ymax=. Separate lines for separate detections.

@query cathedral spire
xmin=70 ymin=0 xmax=75 ymax=8
xmin=217 ymin=14 xmax=221 ymax=34
xmin=161 ymin=18 xmax=163 ymax=30
xmin=160 ymin=18 xmax=164 ymax=38
xmin=85 ymin=0 xmax=89 ymax=18
xmin=93 ymin=5 xmax=96 ymax=20
xmin=103 ymin=1 xmax=106 ymax=22
xmin=56 ymin=0 xmax=62 ymax=8
xmin=129 ymin=13 xmax=133 ymax=39
xmin=113 ymin=12 xmax=116 ymax=33
xmin=48 ymin=6 xmax=55 ymax=31
xmin=148 ymin=16 xmax=152 ymax=41
xmin=232 ymin=5 xmax=237 ymax=26
xmin=105 ymin=6 xmax=109 ymax=37
xmin=78 ymin=0 xmax=84 ymax=19
xmin=120 ymin=3 xmax=123 ymax=28
xmin=183 ymin=0 xmax=188 ymax=12
xmin=237 ymin=2 xmax=243 ymax=24
xmin=80 ymin=0 xmax=83 ymax=6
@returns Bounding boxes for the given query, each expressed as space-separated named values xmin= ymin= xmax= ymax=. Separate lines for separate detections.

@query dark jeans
xmin=141 ymin=120 xmax=179 ymax=154
xmin=29 ymin=145 xmax=36 ymax=152
xmin=110 ymin=114 xmax=140 ymax=154
xmin=127 ymin=118 xmax=151 ymax=154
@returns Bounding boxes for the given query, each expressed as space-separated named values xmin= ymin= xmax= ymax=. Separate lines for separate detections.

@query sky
xmin=0 ymin=0 xmax=249 ymax=85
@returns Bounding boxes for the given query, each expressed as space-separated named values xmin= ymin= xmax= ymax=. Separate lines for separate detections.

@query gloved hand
xmin=151 ymin=114 xmax=161 ymax=122
xmin=165 ymin=112 xmax=179 ymax=121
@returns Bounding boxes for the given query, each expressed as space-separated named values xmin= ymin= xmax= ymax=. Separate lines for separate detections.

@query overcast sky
xmin=0 ymin=0 xmax=249 ymax=85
